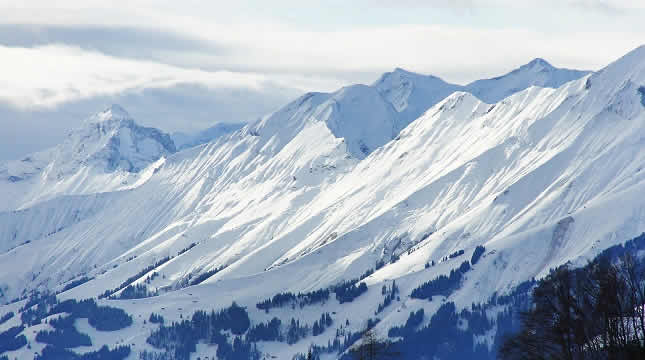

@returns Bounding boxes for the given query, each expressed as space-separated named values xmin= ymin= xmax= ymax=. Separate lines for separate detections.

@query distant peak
xmin=374 ymin=67 xmax=444 ymax=88
xmin=522 ymin=58 xmax=554 ymax=70
xmin=529 ymin=58 xmax=551 ymax=66
xmin=102 ymin=104 xmax=131 ymax=119
xmin=393 ymin=67 xmax=412 ymax=74
xmin=389 ymin=67 xmax=434 ymax=78
xmin=87 ymin=104 xmax=133 ymax=126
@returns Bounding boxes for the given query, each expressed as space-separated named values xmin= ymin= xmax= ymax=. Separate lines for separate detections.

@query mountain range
xmin=1 ymin=47 xmax=645 ymax=360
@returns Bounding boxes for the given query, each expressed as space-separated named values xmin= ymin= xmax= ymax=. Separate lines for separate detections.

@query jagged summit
xmin=7 ymin=104 xmax=175 ymax=180
xmin=60 ymin=105 xmax=176 ymax=174
xmin=0 ymin=104 xmax=177 ymax=210
xmin=99 ymin=104 xmax=130 ymax=119
xmin=85 ymin=104 xmax=133 ymax=125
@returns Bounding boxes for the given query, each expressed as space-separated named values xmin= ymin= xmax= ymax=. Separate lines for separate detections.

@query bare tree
xmin=500 ymin=255 xmax=645 ymax=360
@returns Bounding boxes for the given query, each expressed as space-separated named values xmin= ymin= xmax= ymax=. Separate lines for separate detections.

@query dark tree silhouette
xmin=500 ymin=253 xmax=645 ymax=360
xmin=350 ymin=328 xmax=399 ymax=360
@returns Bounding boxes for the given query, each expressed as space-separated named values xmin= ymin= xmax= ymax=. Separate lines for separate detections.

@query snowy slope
xmin=1 ymin=47 xmax=642 ymax=360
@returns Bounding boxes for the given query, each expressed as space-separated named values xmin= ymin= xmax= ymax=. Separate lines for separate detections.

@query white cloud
xmin=0 ymin=44 xmax=325 ymax=109
xmin=0 ymin=43 xmax=310 ymax=161
xmin=0 ymin=2 xmax=643 ymax=85
xmin=126 ymin=22 xmax=642 ymax=85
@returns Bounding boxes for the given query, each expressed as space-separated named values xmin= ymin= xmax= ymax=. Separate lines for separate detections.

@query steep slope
xmin=278 ymin=46 xmax=642 ymax=287
xmin=0 ymin=105 xmax=175 ymax=210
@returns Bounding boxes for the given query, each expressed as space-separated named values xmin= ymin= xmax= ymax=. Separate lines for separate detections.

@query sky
xmin=0 ymin=0 xmax=644 ymax=160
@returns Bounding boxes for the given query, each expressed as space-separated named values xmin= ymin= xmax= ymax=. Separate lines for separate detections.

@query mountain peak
xmin=105 ymin=104 xmax=129 ymax=117
xmin=524 ymin=58 xmax=553 ymax=69
xmin=465 ymin=57 xmax=590 ymax=103
xmin=378 ymin=67 xmax=442 ymax=82
xmin=99 ymin=103 xmax=130 ymax=119
xmin=59 ymin=106 xmax=176 ymax=174
xmin=372 ymin=67 xmax=461 ymax=131
xmin=86 ymin=104 xmax=134 ymax=127
xmin=392 ymin=67 xmax=414 ymax=75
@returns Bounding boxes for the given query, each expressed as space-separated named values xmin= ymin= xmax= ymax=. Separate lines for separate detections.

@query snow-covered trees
xmin=146 ymin=302 xmax=255 ymax=360
xmin=471 ymin=245 xmax=486 ymax=265
xmin=410 ymin=261 xmax=470 ymax=300
xmin=0 ymin=325 xmax=27 ymax=354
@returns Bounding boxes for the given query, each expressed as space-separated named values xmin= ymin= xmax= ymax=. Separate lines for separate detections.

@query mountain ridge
xmin=2 ymin=47 xmax=643 ymax=360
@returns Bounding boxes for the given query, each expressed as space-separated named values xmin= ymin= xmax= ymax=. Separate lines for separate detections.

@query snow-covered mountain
xmin=1 ymin=48 xmax=643 ymax=360
xmin=53 ymin=104 xmax=176 ymax=174
xmin=0 ymin=105 xmax=175 ymax=211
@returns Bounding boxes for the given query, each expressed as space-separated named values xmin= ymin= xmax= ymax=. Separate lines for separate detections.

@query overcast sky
xmin=1 ymin=0 xmax=644 ymax=160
